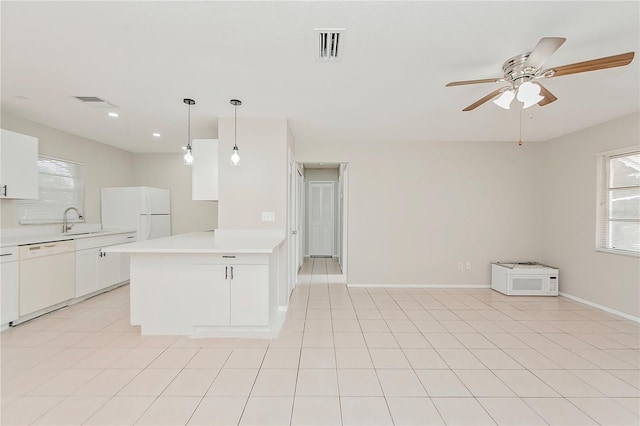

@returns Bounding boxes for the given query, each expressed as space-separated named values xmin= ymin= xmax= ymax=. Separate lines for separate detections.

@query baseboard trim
xmin=559 ymin=291 xmax=640 ymax=323
xmin=347 ymin=284 xmax=491 ymax=289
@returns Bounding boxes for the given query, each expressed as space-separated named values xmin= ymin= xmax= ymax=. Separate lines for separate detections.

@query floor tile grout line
xmin=1 ymin=260 xmax=639 ymax=426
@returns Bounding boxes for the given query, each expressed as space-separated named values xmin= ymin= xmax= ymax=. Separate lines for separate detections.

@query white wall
xmin=296 ymin=139 xmax=544 ymax=286
xmin=132 ymin=153 xmax=218 ymax=235
xmin=217 ymin=118 xmax=288 ymax=230
xmin=540 ymin=113 xmax=640 ymax=318
xmin=1 ymin=113 xmax=134 ymax=228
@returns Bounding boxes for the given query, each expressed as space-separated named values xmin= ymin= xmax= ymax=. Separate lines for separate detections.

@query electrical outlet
xmin=466 ymin=261 xmax=472 ymax=270
xmin=261 ymin=211 xmax=275 ymax=222
xmin=457 ymin=262 xmax=463 ymax=271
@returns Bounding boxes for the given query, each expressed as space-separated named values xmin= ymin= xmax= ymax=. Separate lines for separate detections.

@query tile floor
xmin=1 ymin=257 xmax=639 ymax=425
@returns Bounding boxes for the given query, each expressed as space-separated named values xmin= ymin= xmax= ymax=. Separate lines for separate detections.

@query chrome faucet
xmin=62 ymin=207 xmax=84 ymax=233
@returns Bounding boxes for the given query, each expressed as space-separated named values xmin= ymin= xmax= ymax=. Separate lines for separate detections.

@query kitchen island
xmin=104 ymin=230 xmax=286 ymax=337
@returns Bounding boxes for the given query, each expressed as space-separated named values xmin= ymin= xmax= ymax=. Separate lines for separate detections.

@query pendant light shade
xmin=182 ymin=98 xmax=195 ymax=165
xmin=230 ymin=99 xmax=242 ymax=166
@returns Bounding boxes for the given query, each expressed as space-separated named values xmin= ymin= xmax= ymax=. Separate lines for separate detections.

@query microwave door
xmin=508 ymin=275 xmax=548 ymax=295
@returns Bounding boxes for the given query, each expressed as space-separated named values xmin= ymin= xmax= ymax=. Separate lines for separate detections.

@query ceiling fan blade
xmin=545 ymin=51 xmax=635 ymax=77
xmin=524 ymin=37 xmax=566 ymax=69
xmin=446 ymin=78 xmax=502 ymax=87
xmin=462 ymin=87 xmax=507 ymax=111
xmin=536 ymin=83 xmax=557 ymax=106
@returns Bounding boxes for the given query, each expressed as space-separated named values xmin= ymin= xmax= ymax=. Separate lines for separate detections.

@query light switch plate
xmin=261 ymin=211 xmax=275 ymax=222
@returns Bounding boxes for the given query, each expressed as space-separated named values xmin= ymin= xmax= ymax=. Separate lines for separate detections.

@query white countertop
xmin=103 ymin=230 xmax=285 ymax=254
xmin=1 ymin=225 xmax=136 ymax=247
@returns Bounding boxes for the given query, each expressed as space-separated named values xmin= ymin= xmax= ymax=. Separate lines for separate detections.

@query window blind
xmin=18 ymin=156 xmax=85 ymax=224
xmin=597 ymin=148 xmax=640 ymax=255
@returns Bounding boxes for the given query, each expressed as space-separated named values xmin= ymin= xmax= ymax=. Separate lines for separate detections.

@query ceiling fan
xmin=446 ymin=37 xmax=635 ymax=111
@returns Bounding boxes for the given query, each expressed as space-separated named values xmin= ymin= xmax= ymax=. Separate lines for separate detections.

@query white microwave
xmin=491 ymin=262 xmax=559 ymax=296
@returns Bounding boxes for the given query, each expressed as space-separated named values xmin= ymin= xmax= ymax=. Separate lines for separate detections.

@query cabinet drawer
xmin=75 ymin=233 xmax=136 ymax=250
xmin=147 ymin=253 xmax=270 ymax=266
xmin=209 ymin=254 xmax=269 ymax=265
xmin=0 ymin=246 xmax=18 ymax=263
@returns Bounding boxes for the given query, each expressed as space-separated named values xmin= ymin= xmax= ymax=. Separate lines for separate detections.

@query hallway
xmin=296 ymin=257 xmax=345 ymax=286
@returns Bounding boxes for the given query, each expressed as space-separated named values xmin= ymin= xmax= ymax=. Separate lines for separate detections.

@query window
xmin=597 ymin=147 xmax=640 ymax=255
xmin=18 ymin=156 xmax=85 ymax=224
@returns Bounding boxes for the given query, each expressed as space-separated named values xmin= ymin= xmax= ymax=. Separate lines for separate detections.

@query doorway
xmin=299 ymin=163 xmax=349 ymax=284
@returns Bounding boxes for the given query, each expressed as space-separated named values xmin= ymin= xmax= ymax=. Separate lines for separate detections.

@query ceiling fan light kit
xmin=446 ymin=37 xmax=635 ymax=111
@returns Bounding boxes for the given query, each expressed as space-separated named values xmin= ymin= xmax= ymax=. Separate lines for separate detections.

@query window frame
xmin=17 ymin=155 xmax=86 ymax=225
xmin=596 ymin=146 xmax=640 ymax=257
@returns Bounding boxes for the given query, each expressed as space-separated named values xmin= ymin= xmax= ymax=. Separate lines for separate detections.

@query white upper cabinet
xmin=191 ymin=139 xmax=218 ymax=201
xmin=0 ymin=129 xmax=39 ymax=199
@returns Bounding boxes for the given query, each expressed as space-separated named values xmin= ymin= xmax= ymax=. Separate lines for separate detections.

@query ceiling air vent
xmin=74 ymin=96 xmax=116 ymax=108
xmin=316 ymin=28 xmax=345 ymax=61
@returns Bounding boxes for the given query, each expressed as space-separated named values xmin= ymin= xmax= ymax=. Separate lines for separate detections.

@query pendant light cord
xmin=234 ymin=103 xmax=238 ymax=149
xmin=187 ymin=103 xmax=191 ymax=150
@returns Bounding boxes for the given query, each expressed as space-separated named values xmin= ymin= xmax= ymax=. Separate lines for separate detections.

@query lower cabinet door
xmin=191 ymin=265 xmax=230 ymax=325
xmin=75 ymin=248 xmax=99 ymax=297
xmin=230 ymin=265 xmax=269 ymax=326
xmin=0 ymin=261 xmax=19 ymax=324
xmin=97 ymin=251 xmax=120 ymax=290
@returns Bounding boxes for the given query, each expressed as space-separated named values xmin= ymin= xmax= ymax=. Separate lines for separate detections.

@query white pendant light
xmin=493 ymin=90 xmax=515 ymax=110
xmin=230 ymin=99 xmax=242 ymax=166
xmin=182 ymin=98 xmax=195 ymax=165
xmin=516 ymin=82 xmax=544 ymax=109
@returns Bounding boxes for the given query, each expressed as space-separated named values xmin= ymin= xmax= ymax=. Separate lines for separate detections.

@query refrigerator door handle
xmin=144 ymin=190 xmax=152 ymax=215
xmin=141 ymin=214 xmax=151 ymax=240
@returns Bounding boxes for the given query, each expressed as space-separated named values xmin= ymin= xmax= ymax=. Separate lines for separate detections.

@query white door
xmin=288 ymin=152 xmax=298 ymax=295
xmin=296 ymin=168 xmax=304 ymax=269
xmin=309 ymin=182 xmax=334 ymax=257
xmin=340 ymin=164 xmax=349 ymax=279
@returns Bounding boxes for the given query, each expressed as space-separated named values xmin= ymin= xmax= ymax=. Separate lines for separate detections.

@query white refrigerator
xmin=101 ymin=187 xmax=171 ymax=241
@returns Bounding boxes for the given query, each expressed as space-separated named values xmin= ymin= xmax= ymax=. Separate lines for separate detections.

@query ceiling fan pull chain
xmin=518 ymin=108 xmax=523 ymax=146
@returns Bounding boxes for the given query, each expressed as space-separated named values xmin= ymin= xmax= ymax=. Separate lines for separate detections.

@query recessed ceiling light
xmin=152 ymin=132 xmax=161 ymax=137
xmin=108 ymin=112 xmax=119 ymax=118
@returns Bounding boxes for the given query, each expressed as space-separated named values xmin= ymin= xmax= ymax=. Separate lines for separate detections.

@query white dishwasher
xmin=19 ymin=240 xmax=75 ymax=317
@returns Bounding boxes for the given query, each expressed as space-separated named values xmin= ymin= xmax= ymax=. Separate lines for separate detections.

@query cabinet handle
xmin=0 ymin=253 xmax=12 ymax=257
xmin=222 ymin=255 xmax=236 ymax=259
xmin=230 ymin=266 xmax=234 ymax=280
xmin=225 ymin=266 xmax=228 ymax=280
xmin=1 ymin=185 xmax=6 ymax=197
xmin=126 ymin=236 xmax=135 ymax=239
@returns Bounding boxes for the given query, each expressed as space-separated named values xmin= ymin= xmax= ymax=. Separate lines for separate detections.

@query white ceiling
xmin=1 ymin=1 xmax=638 ymax=153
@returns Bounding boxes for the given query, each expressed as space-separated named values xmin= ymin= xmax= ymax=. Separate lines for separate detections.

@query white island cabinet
xmin=103 ymin=230 xmax=285 ymax=336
